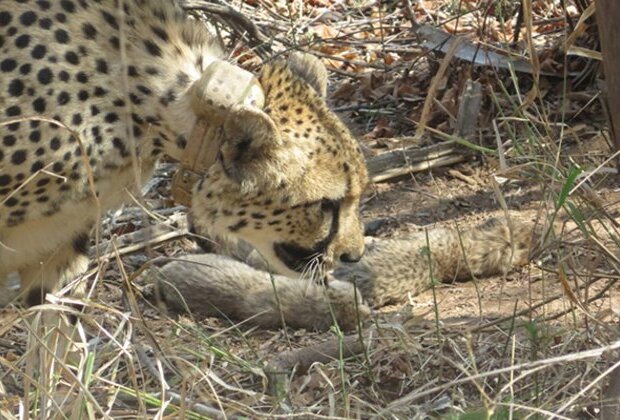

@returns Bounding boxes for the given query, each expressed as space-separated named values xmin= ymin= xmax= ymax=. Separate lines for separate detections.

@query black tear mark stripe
xmin=273 ymin=199 xmax=342 ymax=272
xmin=314 ymin=198 xmax=341 ymax=254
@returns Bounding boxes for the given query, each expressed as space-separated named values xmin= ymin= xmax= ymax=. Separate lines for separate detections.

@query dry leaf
xmin=363 ymin=117 xmax=396 ymax=140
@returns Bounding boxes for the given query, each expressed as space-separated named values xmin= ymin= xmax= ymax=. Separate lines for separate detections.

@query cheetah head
xmin=189 ymin=53 xmax=368 ymax=277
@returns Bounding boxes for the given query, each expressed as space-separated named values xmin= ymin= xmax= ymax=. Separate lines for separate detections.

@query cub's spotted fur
xmin=0 ymin=0 xmax=367 ymax=305
xmin=154 ymin=217 xmax=534 ymax=330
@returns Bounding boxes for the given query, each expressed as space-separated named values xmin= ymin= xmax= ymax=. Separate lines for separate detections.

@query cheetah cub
xmin=154 ymin=217 xmax=534 ymax=330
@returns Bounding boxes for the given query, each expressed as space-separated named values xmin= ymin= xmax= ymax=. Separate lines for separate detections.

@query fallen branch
xmin=264 ymin=332 xmax=372 ymax=396
xmin=368 ymin=78 xmax=483 ymax=183
xmin=366 ymin=140 xmax=465 ymax=183
xmin=90 ymin=214 xmax=188 ymax=260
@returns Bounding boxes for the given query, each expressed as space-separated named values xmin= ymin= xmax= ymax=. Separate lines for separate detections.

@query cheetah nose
xmin=340 ymin=250 xmax=364 ymax=263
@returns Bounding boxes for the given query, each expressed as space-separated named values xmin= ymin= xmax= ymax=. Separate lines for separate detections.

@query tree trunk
xmin=596 ymin=0 xmax=620 ymax=161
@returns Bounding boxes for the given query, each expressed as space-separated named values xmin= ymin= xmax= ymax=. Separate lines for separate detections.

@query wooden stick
xmin=454 ymin=80 xmax=482 ymax=140
xmin=90 ymin=216 xmax=188 ymax=260
xmin=366 ymin=140 xmax=465 ymax=182
xmin=264 ymin=333 xmax=371 ymax=396
xmin=367 ymin=78 xmax=482 ymax=183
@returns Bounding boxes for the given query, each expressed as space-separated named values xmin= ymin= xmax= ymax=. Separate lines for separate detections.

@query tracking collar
xmin=171 ymin=60 xmax=264 ymax=206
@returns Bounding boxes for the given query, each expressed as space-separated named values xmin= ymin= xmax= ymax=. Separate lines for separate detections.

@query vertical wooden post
xmin=596 ymin=0 xmax=620 ymax=160
xmin=596 ymin=2 xmax=620 ymax=409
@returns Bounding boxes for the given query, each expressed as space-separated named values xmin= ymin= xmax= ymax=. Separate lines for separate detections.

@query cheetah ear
xmin=287 ymin=52 xmax=328 ymax=97
xmin=189 ymin=60 xmax=291 ymax=191
xmin=219 ymin=106 xmax=288 ymax=191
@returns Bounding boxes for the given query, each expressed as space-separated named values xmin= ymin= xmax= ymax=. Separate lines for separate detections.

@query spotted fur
xmin=0 ymin=0 xmax=367 ymax=302
xmin=152 ymin=217 xmax=534 ymax=330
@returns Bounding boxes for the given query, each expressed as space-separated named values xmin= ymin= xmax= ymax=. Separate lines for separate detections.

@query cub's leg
xmin=334 ymin=218 xmax=534 ymax=307
xmin=18 ymin=233 xmax=90 ymax=307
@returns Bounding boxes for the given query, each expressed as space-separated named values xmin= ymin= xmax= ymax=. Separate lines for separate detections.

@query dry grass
xmin=2 ymin=0 xmax=619 ymax=418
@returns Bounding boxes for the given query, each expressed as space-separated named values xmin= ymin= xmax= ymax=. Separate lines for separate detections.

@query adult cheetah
xmin=0 ymin=0 xmax=367 ymax=305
